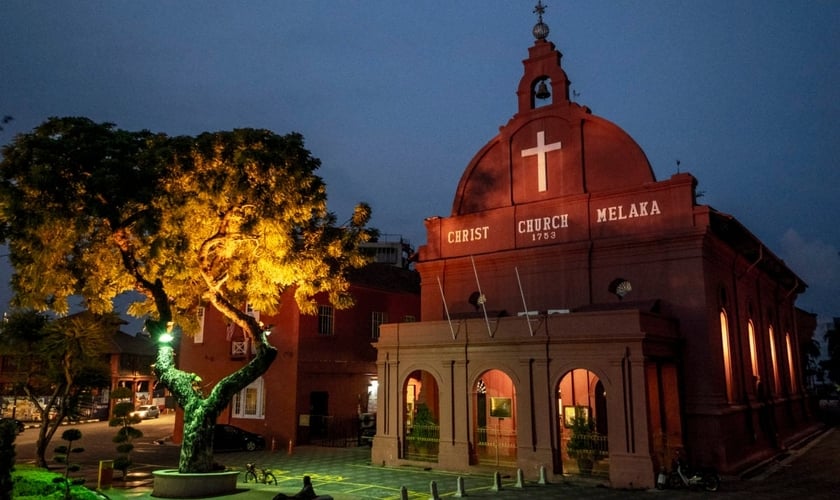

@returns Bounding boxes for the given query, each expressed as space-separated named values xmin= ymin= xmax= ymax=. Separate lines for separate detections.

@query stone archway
xmin=473 ymin=369 xmax=517 ymax=467
xmin=403 ymin=369 xmax=440 ymax=462
xmin=557 ymin=368 xmax=609 ymax=477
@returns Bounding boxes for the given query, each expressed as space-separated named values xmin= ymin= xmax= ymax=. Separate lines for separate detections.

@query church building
xmin=370 ymin=4 xmax=818 ymax=489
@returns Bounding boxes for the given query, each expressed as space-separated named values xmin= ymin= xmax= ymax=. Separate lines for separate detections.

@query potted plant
xmin=565 ymin=412 xmax=604 ymax=475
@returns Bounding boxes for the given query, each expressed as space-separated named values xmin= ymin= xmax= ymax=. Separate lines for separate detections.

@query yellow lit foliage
xmin=0 ymin=119 xmax=374 ymax=335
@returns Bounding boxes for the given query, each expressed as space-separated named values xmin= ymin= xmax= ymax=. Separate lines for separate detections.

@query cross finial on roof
xmin=534 ymin=1 xmax=546 ymax=21
xmin=532 ymin=1 xmax=550 ymax=41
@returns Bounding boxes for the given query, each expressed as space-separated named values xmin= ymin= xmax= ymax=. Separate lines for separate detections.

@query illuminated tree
xmin=0 ymin=117 xmax=373 ymax=472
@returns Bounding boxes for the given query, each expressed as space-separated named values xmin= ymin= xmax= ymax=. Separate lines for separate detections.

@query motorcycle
xmin=657 ymin=451 xmax=720 ymax=492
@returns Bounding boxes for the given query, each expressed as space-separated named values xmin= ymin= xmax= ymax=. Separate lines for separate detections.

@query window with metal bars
xmin=318 ymin=305 xmax=334 ymax=336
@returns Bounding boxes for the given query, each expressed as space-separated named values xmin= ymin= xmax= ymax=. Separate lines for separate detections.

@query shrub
xmin=12 ymin=465 xmax=101 ymax=500
xmin=0 ymin=419 xmax=17 ymax=500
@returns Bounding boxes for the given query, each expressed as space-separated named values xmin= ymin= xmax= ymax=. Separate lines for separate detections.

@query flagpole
xmin=470 ymin=255 xmax=494 ymax=338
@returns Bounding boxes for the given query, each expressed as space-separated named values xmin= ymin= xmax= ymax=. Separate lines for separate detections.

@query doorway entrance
xmin=403 ymin=370 xmax=440 ymax=461
xmin=557 ymin=368 xmax=609 ymax=477
xmin=473 ymin=369 xmax=517 ymax=467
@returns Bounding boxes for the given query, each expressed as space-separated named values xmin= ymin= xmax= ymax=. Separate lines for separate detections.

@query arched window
xmin=720 ymin=309 xmax=734 ymax=402
xmin=768 ymin=326 xmax=780 ymax=394
xmin=785 ymin=333 xmax=797 ymax=393
xmin=747 ymin=320 xmax=759 ymax=381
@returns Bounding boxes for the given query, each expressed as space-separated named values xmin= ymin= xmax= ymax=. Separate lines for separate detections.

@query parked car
xmin=0 ymin=418 xmax=25 ymax=434
xmin=213 ymin=424 xmax=266 ymax=452
xmin=131 ymin=404 xmax=161 ymax=419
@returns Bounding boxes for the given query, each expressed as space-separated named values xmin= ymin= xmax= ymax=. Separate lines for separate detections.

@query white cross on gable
xmin=520 ymin=131 xmax=562 ymax=192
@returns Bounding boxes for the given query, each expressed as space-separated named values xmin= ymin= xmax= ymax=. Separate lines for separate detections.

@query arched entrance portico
xmin=403 ymin=370 xmax=440 ymax=461
xmin=473 ymin=369 xmax=517 ymax=467
xmin=557 ymin=368 xmax=609 ymax=477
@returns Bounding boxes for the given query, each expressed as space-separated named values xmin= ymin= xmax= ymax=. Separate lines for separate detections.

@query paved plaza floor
xmin=100 ymin=426 xmax=839 ymax=499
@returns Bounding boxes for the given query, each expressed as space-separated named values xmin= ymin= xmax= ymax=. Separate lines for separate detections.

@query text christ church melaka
xmin=371 ymin=3 xmax=818 ymax=489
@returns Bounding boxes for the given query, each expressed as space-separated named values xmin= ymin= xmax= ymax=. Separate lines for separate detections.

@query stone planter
xmin=576 ymin=456 xmax=595 ymax=475
xmin=152 ymin=469 xmax=240 ymax=498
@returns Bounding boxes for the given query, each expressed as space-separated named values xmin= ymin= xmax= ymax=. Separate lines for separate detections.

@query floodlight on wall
xmin=608 ymin=278 xmax=633 ymax=300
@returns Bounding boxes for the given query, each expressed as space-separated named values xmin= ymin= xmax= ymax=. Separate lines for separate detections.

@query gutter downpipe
xmin=732 ymin=245 xmax=764 ymax=401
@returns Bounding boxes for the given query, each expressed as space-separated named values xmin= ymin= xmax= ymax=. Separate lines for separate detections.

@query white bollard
xmin=454 ymin=476 xmax=467 ymax=497
xmin=515 ymin=468 xmax=524 ymax=488
xmin=539 ymin=465 xmax=549 ymax=485
xmin=491 ymin=471 xmax=502 ymax=491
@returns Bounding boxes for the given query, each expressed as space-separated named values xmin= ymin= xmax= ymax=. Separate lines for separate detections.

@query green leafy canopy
xmin=0 ymin=117 xmax=375 ymax=335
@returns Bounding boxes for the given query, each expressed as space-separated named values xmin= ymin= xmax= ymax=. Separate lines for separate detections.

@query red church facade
xmin=371 ymin=15 xmax=818 ymax=489
xmin=173 ymin=262 xmax=419 ymax=448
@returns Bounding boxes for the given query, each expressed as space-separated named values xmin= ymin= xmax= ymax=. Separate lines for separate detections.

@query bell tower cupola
xmin=517 ymin=1 xmax=571 ymax=112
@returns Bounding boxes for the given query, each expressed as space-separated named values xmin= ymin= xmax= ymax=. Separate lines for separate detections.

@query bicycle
xmin=656 ymin=450 xmax=720 ymax=492
xmin=243 ymin=462 xmax=277 ymax=485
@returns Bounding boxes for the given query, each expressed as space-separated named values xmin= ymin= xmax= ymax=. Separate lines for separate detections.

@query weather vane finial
xmin=532 ymin=1 xmax=550 ymax=41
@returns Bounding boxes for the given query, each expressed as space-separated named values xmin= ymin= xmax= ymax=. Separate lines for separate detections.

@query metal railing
xmin=476 ymin=426 xmax=518 ymax=466
xmin=404 ymin=423 xmax=440 ymax=461
xmin=305 ymin=415 xmax=368 ymax=447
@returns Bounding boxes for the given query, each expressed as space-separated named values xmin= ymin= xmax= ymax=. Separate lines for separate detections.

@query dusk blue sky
xmin=2 ymin=1 xmax=838 ymax=331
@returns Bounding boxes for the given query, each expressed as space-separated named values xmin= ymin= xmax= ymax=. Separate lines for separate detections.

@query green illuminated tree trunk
xmin=130 ymin=256 xmax=280 ymax=473
xmin=155 ymin=339 xmax=276 ymax=472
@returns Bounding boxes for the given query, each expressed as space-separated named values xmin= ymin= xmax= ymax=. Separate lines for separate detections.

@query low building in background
xmin=174 ymin=257 xmax=420 ymax=449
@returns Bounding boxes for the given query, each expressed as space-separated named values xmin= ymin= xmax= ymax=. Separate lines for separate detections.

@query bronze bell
xmin=535 ymin=81 xmax=551 ymax=100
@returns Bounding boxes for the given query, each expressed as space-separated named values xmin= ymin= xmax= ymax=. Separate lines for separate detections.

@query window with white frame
xmin=246 ymin=303 xmax=260 ymax=323
xmin=232 ymin=377 xmax=265 ymax=419
xmin=318 ymin=305 xmax=334 ymax=336
xmin=194 ymin=306 xmax=205 ymax=344
xmin=371 ymin=311 xmax=388 ymax=340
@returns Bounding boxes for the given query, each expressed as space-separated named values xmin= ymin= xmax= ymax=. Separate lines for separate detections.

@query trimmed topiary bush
xmin=52 ymin=428 xmax=85 ymax=499
xmin=109 ymin=387 xmax=143 ymax=480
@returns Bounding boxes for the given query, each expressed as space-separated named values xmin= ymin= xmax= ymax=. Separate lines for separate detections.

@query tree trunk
xmin=179 ymin=402 xmax=217 ymax=472
xmin=154 ymin=330 xmax=277 ymax=473
xmin=35 ymin=434 xmax=49 ymax=469
xmin=30 ymin=392 xmax=63 ymax=468
xmin=143 ymin=278 xmax=278 ymax=473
